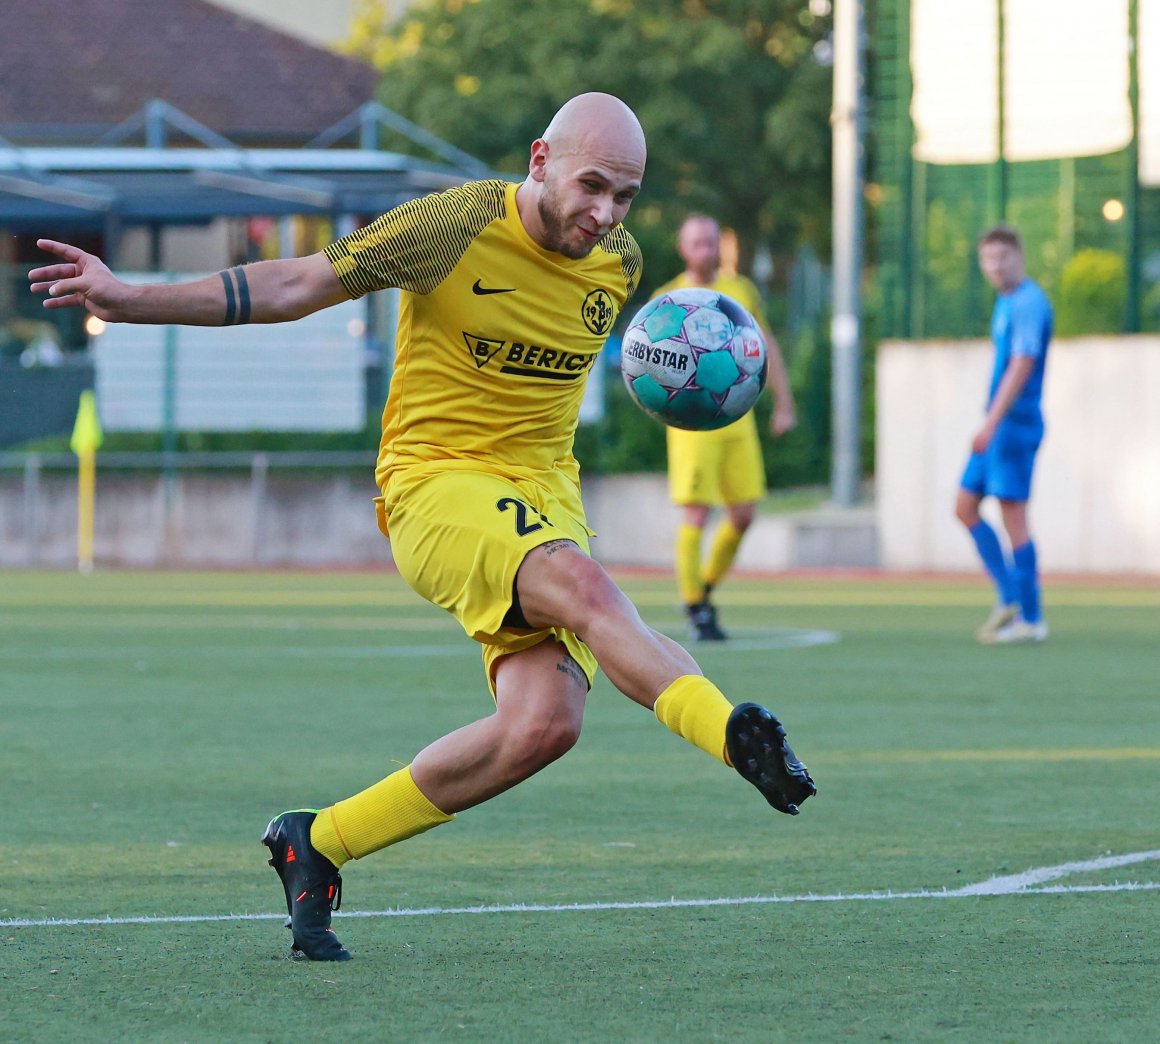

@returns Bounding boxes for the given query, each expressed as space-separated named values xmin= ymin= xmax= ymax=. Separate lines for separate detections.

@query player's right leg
xmin=676 ymin=503 xmax=724 ymax=641
xmin=668 ymin=429 xmax=729 ymax=641
xmin=514 ymin=540 xmax=815 ymax=813
xmin=695 ymin=419 xmax=763 ymax=640
xmin=705 ymin=416 xmax=763 ymax=594
xmin=697 ymin=499 xmax=758 ymax=639
xmin=972 ymin=424 xmax=1045 ymax=643
xmin=955 ymin=484 xmax=1018 ymax=639
xmin=992 ymin=497 xmax=1047 ymax=642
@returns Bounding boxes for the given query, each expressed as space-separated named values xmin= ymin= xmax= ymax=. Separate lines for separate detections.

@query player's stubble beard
xmin=537 ymin=180 xmax=599 ymax=260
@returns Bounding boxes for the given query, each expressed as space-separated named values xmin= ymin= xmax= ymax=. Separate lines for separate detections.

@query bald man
xmin=30 ymin=93 xmax=814 ymax=962
xmin=655 ymin=214 xmax=796 ymax=641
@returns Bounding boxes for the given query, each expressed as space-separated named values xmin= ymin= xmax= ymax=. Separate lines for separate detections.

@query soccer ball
xmin=620 ymin=287 xmax=767 ymax=431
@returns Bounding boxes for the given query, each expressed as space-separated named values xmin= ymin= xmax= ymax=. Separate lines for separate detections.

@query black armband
xmin=219 ymin=267 xmax=252 ymax=326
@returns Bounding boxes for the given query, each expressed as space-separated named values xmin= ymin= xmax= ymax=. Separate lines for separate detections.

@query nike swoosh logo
xmin=472 ymin=279 xmax=516 ymax=295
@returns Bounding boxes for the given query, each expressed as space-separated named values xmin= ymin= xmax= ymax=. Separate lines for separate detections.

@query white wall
xmin=0 ymin=470 xmax=392 ymax=569
xmin=877 ymin=335 xmax=1160 ymax=573
xmin=92 ymin=297 xmax=367 ymax=433
xmin=115 ymin=222 xmax=234 ymax=274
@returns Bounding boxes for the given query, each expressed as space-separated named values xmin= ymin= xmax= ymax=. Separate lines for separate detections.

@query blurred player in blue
xmin=955 ymin=225 xmax=1052 ymax=644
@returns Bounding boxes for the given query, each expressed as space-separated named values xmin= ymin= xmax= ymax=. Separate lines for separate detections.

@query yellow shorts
xmin=666 ymin=412 xmax=765 ymax=506
xmin=378 ymin=465 xmax=598 ymax=695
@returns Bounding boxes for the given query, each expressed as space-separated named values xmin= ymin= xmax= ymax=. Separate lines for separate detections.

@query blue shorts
xmin=960 ymin=419 xmax=1043 ymax=502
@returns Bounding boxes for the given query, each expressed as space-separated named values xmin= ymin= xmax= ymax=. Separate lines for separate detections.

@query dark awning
xmin=0 ymin=146 xmax=488 ymax=229
xmin=0 ymin=101 xmax=500 ymax=230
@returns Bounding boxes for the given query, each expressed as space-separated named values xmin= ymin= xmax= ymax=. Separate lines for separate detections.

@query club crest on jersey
xmin=582 ymin=289 xmax=615 ymax=336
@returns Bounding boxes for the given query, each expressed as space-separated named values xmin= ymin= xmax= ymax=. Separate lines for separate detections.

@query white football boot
xmin=975 ymin=603 xmax=1019 ymax=643
xmin=990 ymin=617 xmax=1049 ymax=644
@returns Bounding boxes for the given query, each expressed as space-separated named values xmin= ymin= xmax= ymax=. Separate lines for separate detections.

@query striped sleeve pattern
xmin=324 ymin=180 xmax=510 ymax=298
xmin=602 ymin=225 xmax=643 ymax=299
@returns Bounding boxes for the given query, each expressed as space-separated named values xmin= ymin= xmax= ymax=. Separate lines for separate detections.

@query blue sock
xmin=968 ymin=521 xmax=1018 ymax=606
xmin=1012 ymin=541 xmax=1041 ymax=623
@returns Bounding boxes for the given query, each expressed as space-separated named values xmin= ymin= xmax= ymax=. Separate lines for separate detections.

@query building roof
xmin=0 ymin=0 xmax=379 ymax=145
xmin=0 ymin=143 xmax=488 ymax=230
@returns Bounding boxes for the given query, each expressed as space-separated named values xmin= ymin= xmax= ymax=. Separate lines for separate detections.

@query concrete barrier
xmin=877 ymin=335 xmax=1160 ymax=574
xmin=0 ymin=461 xmax=877 ymax=570
xmin=0 ymin=465 xmax=392 ymax=568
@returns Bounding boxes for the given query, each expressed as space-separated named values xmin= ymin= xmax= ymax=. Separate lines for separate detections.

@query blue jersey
xmin=987 ymin=277 xmax=1052 ymax=425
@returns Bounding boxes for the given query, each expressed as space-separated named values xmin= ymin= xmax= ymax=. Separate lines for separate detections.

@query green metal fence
xmin=869 ymin=0 xmax=1160 ymax=339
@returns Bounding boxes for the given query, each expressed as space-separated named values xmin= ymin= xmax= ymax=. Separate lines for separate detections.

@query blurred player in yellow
xmin=29 ymin=93 xmax=815 ymax=962
xmin=653 ymin=215 xmax=797 ymax=640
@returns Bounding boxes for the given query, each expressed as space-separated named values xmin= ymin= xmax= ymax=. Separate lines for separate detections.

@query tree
xmin=344 ymin=0 xmax=832 ymax=292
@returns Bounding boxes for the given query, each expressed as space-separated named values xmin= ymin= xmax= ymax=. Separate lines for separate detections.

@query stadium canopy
xmin=0 ymin=100 xmax=498 ymax=233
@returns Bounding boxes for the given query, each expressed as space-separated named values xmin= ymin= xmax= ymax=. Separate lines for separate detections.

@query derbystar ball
xmin=620 ymin=287 xmax=766 ymax=430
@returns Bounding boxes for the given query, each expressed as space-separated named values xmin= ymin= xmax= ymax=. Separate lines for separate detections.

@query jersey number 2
xmin=496 ymin=497 xmax=549 ymax=536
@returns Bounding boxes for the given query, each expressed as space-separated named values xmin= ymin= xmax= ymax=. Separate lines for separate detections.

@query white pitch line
xmin=0 ymin=628 xmax=840 ymax=663
xmin=950 ymin=848 xmax=1160 ymax=895
xmin=4 ymin=850 xmax=1159 ymax=930
xmin=688 ymin=628 xmax=840 ymax=651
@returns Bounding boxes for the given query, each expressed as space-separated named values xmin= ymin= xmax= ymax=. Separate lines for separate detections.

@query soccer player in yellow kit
xmin=654 ymin=215 xmax=797 ymax=640
xmin=29 ymin=93 xmax=815 ymax=962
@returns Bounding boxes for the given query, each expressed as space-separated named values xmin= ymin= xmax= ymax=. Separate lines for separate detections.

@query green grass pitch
xmin=2 ymin=569 xmax=1158 ymax=1040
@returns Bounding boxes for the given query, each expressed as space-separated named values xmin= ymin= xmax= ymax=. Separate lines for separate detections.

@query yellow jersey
xmin=650 ymin=270 xmax=767 ymax=329
xmin=324 ymin=179 xmax=642 ymax=492
xmin=650 ymin=270 xmax=768 ymax=441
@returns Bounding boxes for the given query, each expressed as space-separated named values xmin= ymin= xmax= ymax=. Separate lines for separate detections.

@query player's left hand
xmin=971 ymin=422 xmax=996 ymax=455
xmin=770 ymin=404 xmax=797 ymax=437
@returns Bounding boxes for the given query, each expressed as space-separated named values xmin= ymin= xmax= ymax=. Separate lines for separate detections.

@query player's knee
xmin=517 ymin=544 xmax=629 ymax=633
xmin=729 ymin=504 xmax=756 ymax=531
xmin=552 ymin=554 xmax=623 ymax=629
xmin=508 ymin=708 xmax=582 ymax=773
xmin=539 ymin=711 xmax=583 ymax=761
xmin=683 ymin=504 xmax=711 ymax=528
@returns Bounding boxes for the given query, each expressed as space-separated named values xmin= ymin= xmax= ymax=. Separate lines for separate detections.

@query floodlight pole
xmin=1126 ymin=0 xmax=1141 ymax=332
xmin=830 ymin=0 xmax=866 ymax=507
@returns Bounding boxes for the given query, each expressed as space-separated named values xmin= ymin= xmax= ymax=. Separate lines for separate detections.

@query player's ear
xmin=528 ymin=139 xmax=549 ymax=183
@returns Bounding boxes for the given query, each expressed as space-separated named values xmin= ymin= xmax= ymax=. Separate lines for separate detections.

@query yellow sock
xmin=703 ymin=518 xmax=744 ymax=591
xmin=676 ymin=523 xmax=704 ymax=605
xmin=653 ymin=675 xmax=734 ymax=765
xmin=310 ymin=764 xmax=454 ymax=867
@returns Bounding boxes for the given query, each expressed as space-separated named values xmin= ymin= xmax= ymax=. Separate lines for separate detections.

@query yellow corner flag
xmin=70 ymin=389 xmax=104 ymax=455
xmin=71 ymin=390 xmax=103 ymax=573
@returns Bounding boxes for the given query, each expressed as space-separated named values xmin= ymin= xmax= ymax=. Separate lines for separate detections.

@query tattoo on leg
xmin=556 ymin=654 xmax=585 ymax=686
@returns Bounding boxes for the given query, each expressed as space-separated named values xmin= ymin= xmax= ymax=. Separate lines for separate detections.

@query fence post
xmin=831 ymin=0 xmax=866 ymax=507
xmin=23 ymin=453 xmax=41 ymax=566
xmin=251 ymin=453 xmax=269 ymax=566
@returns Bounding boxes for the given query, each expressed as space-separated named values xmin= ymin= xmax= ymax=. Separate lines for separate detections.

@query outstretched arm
xmin=28 ymin=239 xmax=349 ymax=326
